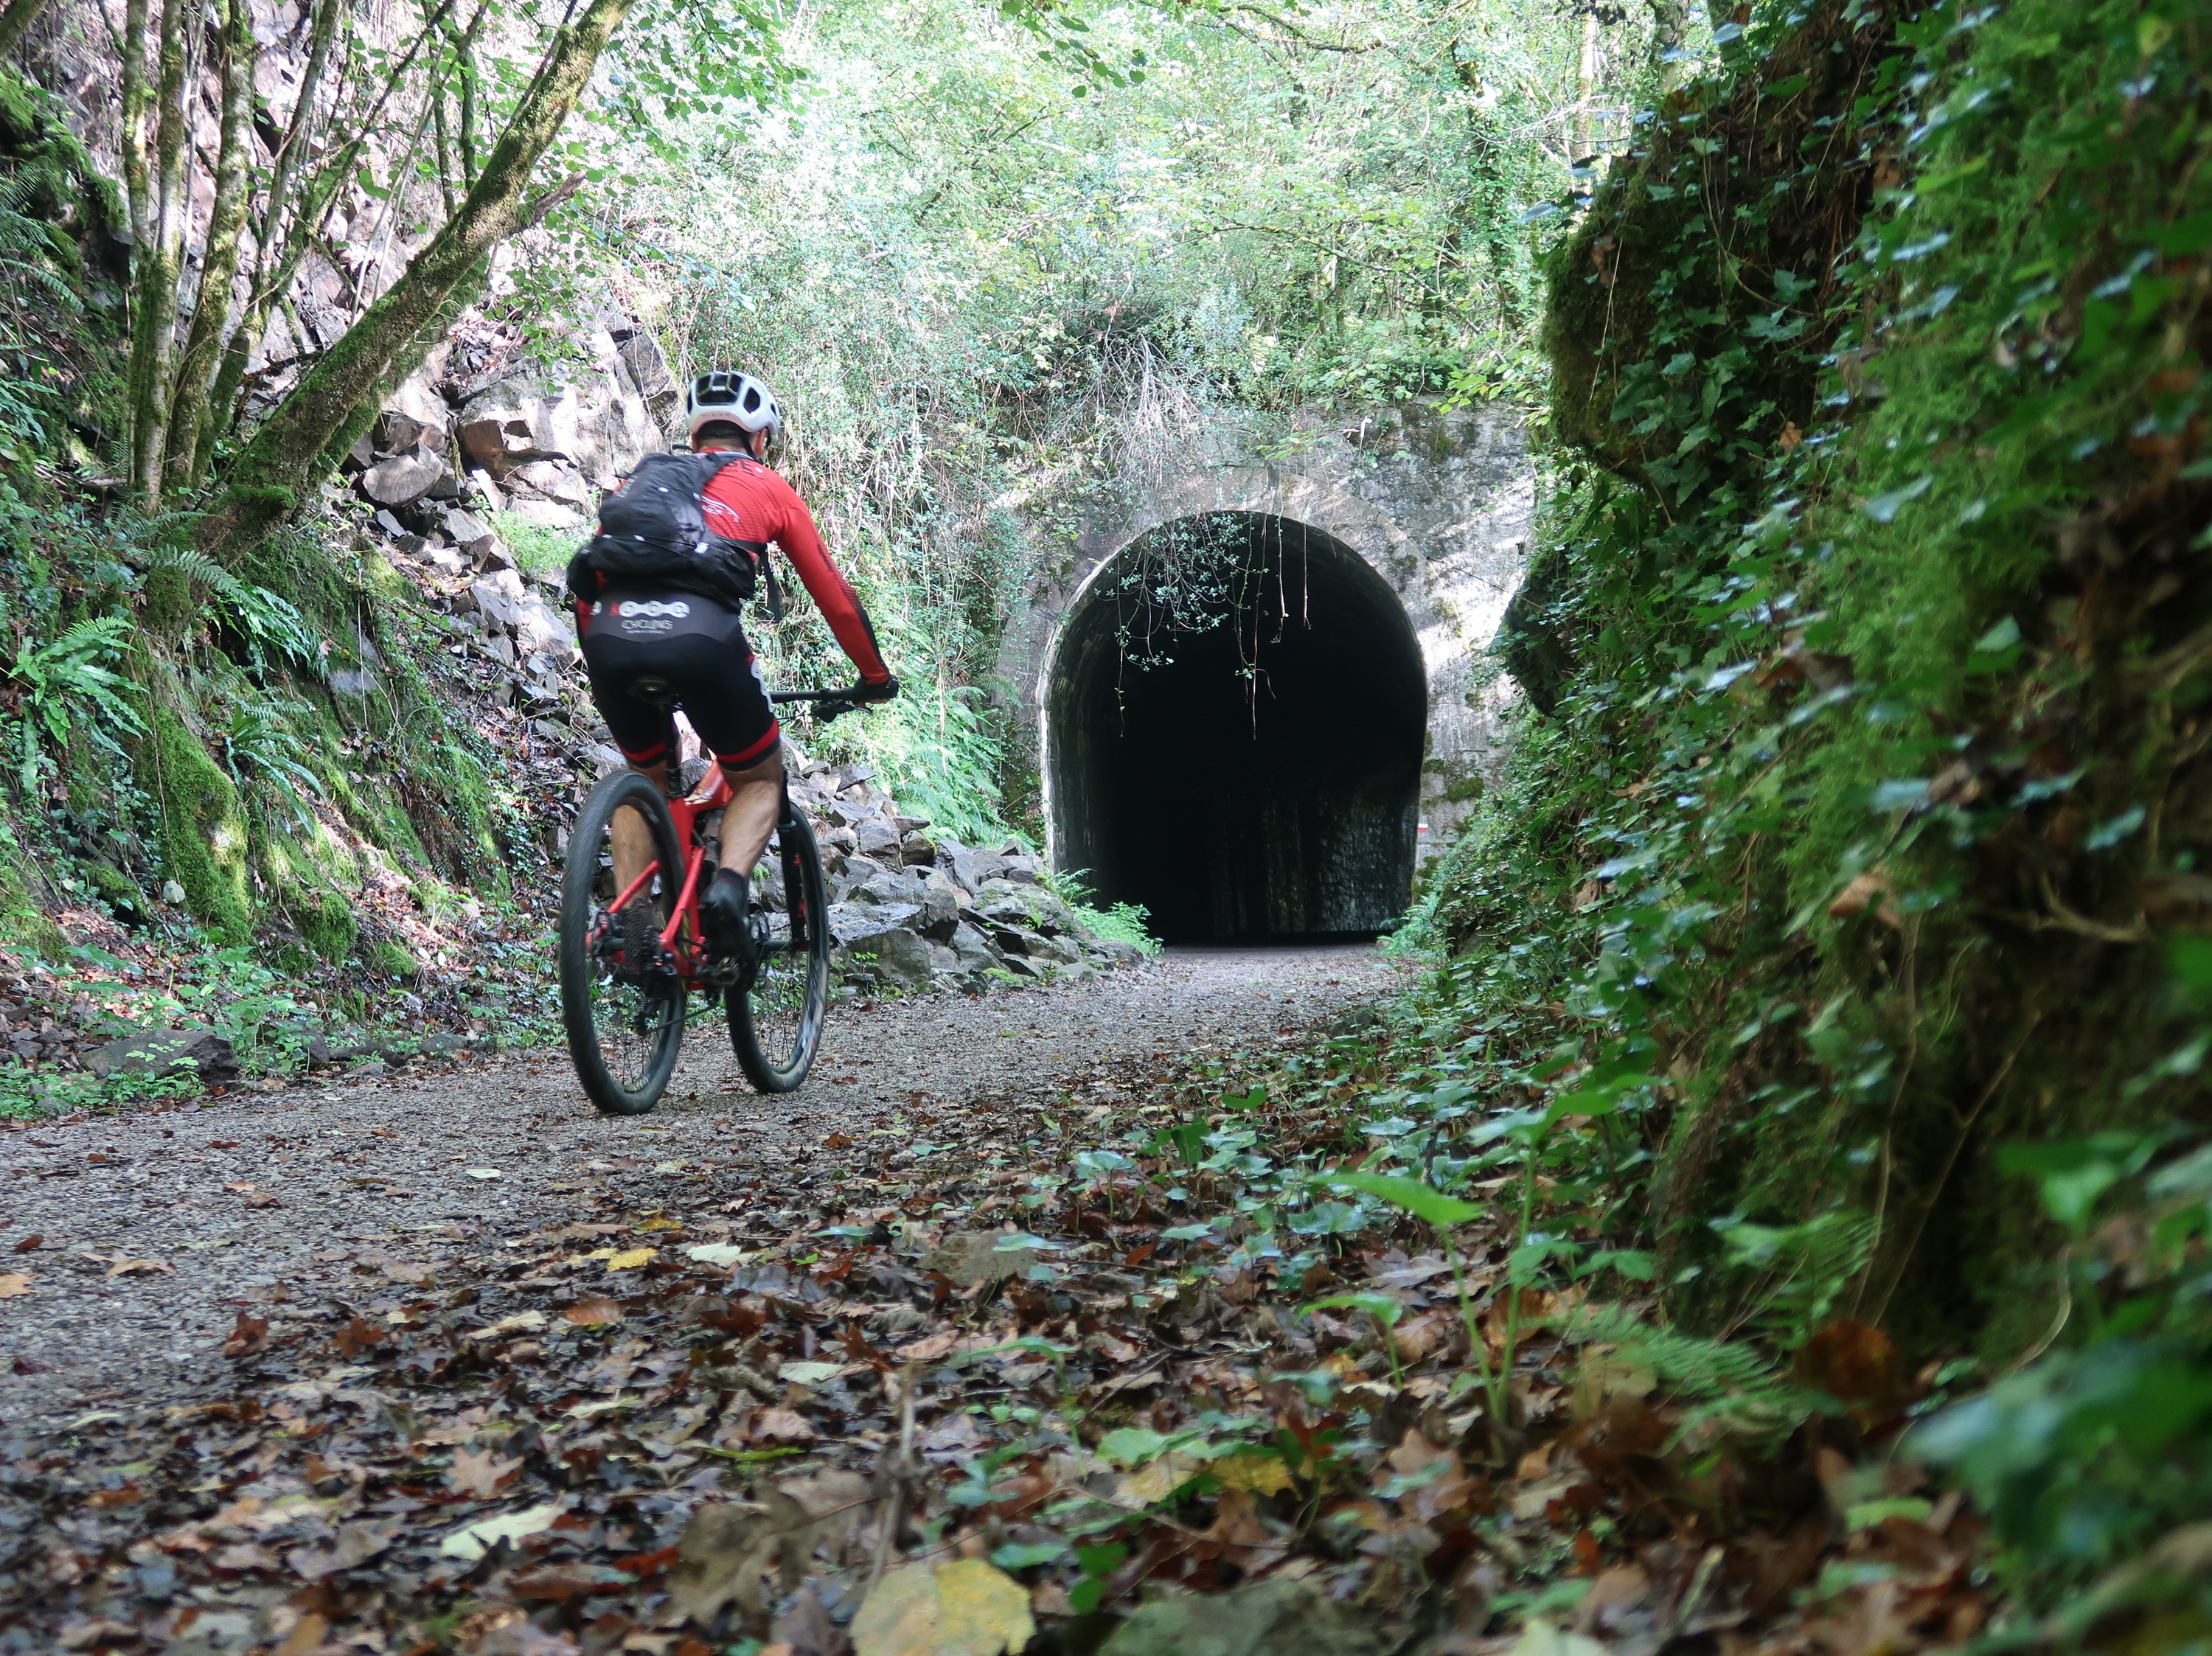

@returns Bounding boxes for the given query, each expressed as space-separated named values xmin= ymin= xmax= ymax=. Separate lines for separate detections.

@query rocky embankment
xmin=785 ymin=761 xmax=1146 ymax=992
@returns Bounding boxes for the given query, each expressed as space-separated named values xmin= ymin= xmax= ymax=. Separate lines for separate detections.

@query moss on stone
xmin=365 ymin=936 xmax=417 ymax=979
xmin=143 ymin=702 xmax=252 ymax=944
xmin=141 ymin=563 xmax=192 ymax=637
xmin=298 ymin=891 xmax=355 ymax=960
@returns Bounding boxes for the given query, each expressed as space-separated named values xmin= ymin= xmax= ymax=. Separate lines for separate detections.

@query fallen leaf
xmin=465 ymin=1167 xmax=503 ymax=1180
xmin=448 ymin=1445 xmax=525 ymax=1499
xmin=752 ymin=1408 xmax=818 ymax=1444
xmin=273 ymin=1612 xmax=328 ymax=1656
xmin=607 ymin=1247 xmax=657 ymax=1270
xmin=565 ymin=1298 xmax=625 ymax=1326
xmin=1505 ymin=1620 xmax=1610 ymax=1656
xmin=897 ymin=1331 xmax=960 ymax=1363
xmin=1211 ymin=1453 xmax=1294 ymax=1496
xmin=852 ymin=1559 xmax=1035 ymax=1656
xmin=669 ymin=1472 xmax=874 ymax=1628
xmin=13 ymin=1234 xmax=39 ymax=1252
xmin=1116 ymin=1453 xmax=1201 ymax=1506
xmin=0 ymin=1273 xmax=30 ymax=1298
xmin=467 ymin=1309 xmax=549 ymax=1340
xmin=780 ymin=1360 xmax=846 ymax=1387
xmin=686 ymin=1243 xmax=751 ymax=1267
xmin=333 ymin=1315 xmax=385 ymax=1356
xmin=223 ymin=1310 xmax=269 ymax=1357
xmin=105 ymin=1258 xmax=171 ymax=1278
xmin=439 ymin=1500 xmax=567 ymax=1560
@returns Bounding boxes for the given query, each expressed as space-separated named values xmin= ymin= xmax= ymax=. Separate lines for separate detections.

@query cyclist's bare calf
xmin=608 ymin=751 xmax=785 ymax=897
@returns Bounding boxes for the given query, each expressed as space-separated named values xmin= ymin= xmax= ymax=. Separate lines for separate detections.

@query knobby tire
xmin=560 ymin=770 xmax=688 ymax=1116
xmin=728 ymin=803 xmax=830 ymax=1093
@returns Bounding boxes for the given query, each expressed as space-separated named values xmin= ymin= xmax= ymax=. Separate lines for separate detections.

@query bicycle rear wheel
xmin=728 ymin=803 xmax=830 ymax=1093
xmin=560 ymin=770 xmax=688 ymax=1115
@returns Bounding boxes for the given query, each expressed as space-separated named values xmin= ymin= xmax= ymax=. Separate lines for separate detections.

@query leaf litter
xmin=0 ymin=1017 xmax=1993 ymax=1656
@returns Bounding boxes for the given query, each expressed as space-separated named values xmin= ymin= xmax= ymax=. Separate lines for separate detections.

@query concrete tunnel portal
xmin=1046 ymin=512 xmax=1428 ymax=943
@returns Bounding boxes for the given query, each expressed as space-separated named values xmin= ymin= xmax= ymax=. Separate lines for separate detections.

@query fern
xmin=147 ymin=546 xmax=327 ymax=680
xmin=3 ymin=612 xmax=143 ymax=792
xmin=212 ymin=688 xmax=325 ymax=829
xmin=1710 ymin=1209 xmax=1878 ymax=1349
xmin=1555 ymin=1301 xmax=1821 ymax=1447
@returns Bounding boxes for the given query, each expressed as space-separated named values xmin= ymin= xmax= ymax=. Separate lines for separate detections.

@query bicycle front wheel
xmin=560 ymin=770 xmax=688 ymax=1116
xmin=728 ymin=804 xmax=831 ymax=1093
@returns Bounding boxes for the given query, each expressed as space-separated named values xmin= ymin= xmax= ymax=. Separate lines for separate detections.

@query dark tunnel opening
xmin=1047 ymin=513 xmax=1427 ymax=943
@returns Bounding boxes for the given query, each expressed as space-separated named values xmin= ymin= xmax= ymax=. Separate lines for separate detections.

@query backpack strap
xmin=695 ymin=452 xmax=787 ymax=622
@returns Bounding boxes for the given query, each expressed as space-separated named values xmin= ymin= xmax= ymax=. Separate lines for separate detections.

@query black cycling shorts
xmin=578 ymin=588 xmax=781 ymax=771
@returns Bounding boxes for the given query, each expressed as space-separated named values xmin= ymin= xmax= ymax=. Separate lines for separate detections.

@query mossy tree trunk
xmin=164 ymin=0 xmax=255 ymax=498
xmin=117 ymin=0 xmax=150 ymax=248
xmin=124 ymin=0 xmax=189 ymax=507
xmin=1646 ymin=0 xmax=1687 ymax=91
xmin=198 ymin=0 xmax=344 ymax=480
xmin=196 ymin=0 xmax=633 ymax=557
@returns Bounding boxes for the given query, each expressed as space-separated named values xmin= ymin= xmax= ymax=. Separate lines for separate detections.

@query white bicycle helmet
xmin=686 ymin=369 xmax=782 ymax=445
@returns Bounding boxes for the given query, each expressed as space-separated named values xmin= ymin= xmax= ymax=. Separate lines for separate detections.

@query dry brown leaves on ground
xmin=0 ymin=1042 xmax=1991 ymax=1656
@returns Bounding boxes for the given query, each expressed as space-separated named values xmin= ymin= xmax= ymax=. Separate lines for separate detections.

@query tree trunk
xmin=125 ymin=0 xmax=189 ymax=506
xmin=118 ymin=0 xmax=150 ymax=248
xmin=1648 ymin=0 xmax=1688 ymax=93
xmin=198 ymin=0 xmax=633 ymax=554
xmin=165 ymin=0 xmax=255 ymax=497
xmin=0 ymin=0 xmax=56 ymax=63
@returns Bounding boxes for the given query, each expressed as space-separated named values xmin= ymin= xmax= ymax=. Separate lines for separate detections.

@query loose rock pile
xmin=784 ymin=762 xmax=1147 ymax=995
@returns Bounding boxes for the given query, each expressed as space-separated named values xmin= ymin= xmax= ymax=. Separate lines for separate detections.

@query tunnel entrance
xmin=1047 ymin=512 xmax=1426 ymax=942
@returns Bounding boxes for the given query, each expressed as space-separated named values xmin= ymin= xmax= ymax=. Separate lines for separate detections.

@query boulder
xmin=456 ymin=380 xmax=568 ymax=475
xmin=849 ymin=926 xmax=932 ymax=990
xmin=504 ymin=499 xmax=588 ymax=532
xmin=512 ymin=594 xmax=578 ymax=661
xmin=939 ymin=843 xmax=981 ymax=892
xmin=999 ymin=855 xmax=1043 ymax=886
xmin=440 ymin=507 xmax=492 ymax=546
xmin=361 ymin=445 xmax=445 ymax=507
xmin=1019 ymin=931 xmax=1082 ymax=966
xmin=917 ymin=883 xmax=959 ymax=942
xmin=853 ymin=868 xmax=928 ymax=908
xmin=975 ymin=879 xmax=1077 ymax=936
xmin=830 ymin=900 xmax=924 ymax=947
xmin=505 ymin=457 xmax=596 ymax=510
xmin=900 ymin=836 xmax=936 ymax=868
xmin=855 ymin=817 xmax=901 ymax=859
xmin=88 ymin=1026 xmax=238 ymax=1082
xmin=948 ymin=921 xmax=1001 ymax=974
xmin=472 ymin=571 xmax=528 ymax=630
xmin=611 ymin=325 xmax=681 ymax=424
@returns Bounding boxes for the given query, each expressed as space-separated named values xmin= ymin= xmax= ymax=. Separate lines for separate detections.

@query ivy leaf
xmin=1860 ymin=476 xmax=1933 ymax=523
xmin=1326 ymin=1171 xmax=1482 ymax=1227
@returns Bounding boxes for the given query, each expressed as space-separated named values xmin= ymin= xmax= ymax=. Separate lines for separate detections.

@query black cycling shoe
xmin=700 ymin=869 xmax=759 ymax=971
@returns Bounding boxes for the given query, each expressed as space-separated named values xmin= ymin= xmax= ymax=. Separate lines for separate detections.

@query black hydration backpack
xmin=570 ymin=452 xmax=783 ymax=618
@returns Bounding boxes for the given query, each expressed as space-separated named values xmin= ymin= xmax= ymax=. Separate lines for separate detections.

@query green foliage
xmin=1044 ymin=867 xmax=1159 ymax=956
xmin=0 ymin=610 xmax=142 ymax=791
xmin=1402 ymin=0 xmax=2212 ymax=1613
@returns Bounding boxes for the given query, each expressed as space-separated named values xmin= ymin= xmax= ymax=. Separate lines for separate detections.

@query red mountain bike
xmin=557 ymin=689 xmax=852 ymax=1114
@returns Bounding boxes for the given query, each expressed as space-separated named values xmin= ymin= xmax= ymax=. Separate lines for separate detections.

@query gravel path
xmin=0 ymin=944 xmax=1401 ymax=1426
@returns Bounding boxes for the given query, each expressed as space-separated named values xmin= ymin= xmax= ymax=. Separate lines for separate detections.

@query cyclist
xmin=568 ymin=369 xmax=898 ymax=958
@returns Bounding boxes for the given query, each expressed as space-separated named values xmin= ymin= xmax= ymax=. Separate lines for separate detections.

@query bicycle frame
xmin=600 ymin=689 xmax=857 ymax=990
xmin=605 ymin=767 xmax=734 ymax=992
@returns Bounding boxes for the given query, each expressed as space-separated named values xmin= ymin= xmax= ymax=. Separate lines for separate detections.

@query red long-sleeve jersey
xmin=699 ymin=453 xmax=891 ymax=684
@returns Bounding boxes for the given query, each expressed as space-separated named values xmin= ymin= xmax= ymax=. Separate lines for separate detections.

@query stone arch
xmin=1043 ymin=506 xmax=1427 ymax=940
